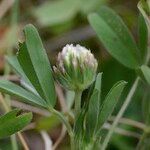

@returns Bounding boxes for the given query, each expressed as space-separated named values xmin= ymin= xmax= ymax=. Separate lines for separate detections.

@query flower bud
xmin=53 ymin=44 xmax=98 ymax=91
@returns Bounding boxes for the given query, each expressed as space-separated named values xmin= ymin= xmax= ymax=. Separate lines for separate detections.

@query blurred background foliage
xmin=0 ymin=0 xmax=146 ymax=149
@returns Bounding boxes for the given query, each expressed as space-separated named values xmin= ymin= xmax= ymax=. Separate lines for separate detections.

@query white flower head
xmin=53 ymin=44 xmax=98 ymax=91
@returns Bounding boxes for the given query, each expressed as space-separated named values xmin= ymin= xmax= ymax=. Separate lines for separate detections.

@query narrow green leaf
xmin=6 ymin=56 xmax=32 ymax=86
xmin=0 ymin=109 xmax=19 ymax=122
xmin=86 ymin=73 xmax=102 ymax=138
xmin=80 ymin=0 xmax=107 ymax=14
xmin=0 ymin=109 xmax=32 ymax=138
xmin=141 ymin=65 xmax=150 ymax=85
xmin=95 ymin=73 xmax=102 ymax=92
xmin=74 ymin=109 xmax=86 ymax=150
xmin=17 ymin=24 xmax=56 ymax=107
xmin=88 ymin=6 xmax=141 ymax=69
xmin=142 ymin=88 xmax=150 ymax=125
xmin=138 ymin=0 xmax=150 ymax=32
xmin=138 ymin=13 xmax=148 ymax=62
xmin=97 ymin=80 xmax=127 ymax=131
xmin=32 ymin=0 xmax=80 ymax=26
xmin=0 ymin=80 xmax=46 ymax=107
xmin=6 ymin=56 xmax=39 ymax=95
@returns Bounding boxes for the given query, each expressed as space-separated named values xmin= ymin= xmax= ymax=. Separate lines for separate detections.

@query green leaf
xmin=80 ymin=0 xmax=107 ymax=14
xmin=6 ymin=56 xmax=32 ymax=86
xmin=138 ymin=0 xmax=150 ymax=32
xmin=138 ymin=13 xmax=148 ymax=62
xmin=86 ymin=73 xmax=102 ymax=138
xmin=6 ymin=56 xmax=39 ymax=96
xmin=142 ymin=88 xmax=150 ymax=125
xmin=32 ymin=0 xmax=80 ymax=26
xmin=74 ymin=109 xmax=86 ymax=150
xmin=97 ymin=80 xmax=127 ymax=131
xmin=141 ymin=65 xmax=150 ymax=85
xmin=0 ymin=80 xmax=46 ymax=107
xmin=88 ymin=6 xmax=141 ymax=69
xmin=36 ymin=115 xmax=60 ymax=131
xmin=0 ymin=109 xmax=32 ymax=138
xmin=17 ymin=24 xmax=56 ymax=107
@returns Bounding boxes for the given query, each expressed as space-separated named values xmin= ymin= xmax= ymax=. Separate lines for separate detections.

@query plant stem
xmin=11 ymin=0 xmax=19 ymax=25
xmin=108 ymin=116 xmax=146 ymax=130
xmin=136 ymin=132 xmax=147 ymax=150
xmin=101 ymin=77 xmax=140 ymax=150
xmin=74 ymin=90 xmax=82 ymax=118
xmin=0 ymin=93 xmax=10 ymax=112
xmin=17 ymin=133 xmax=29 ymax=150
xmin=3 ymin=0 xmax=20 ymax=149
xmin=48 ymin=107 xmax=73 ymax=137
xmin=136 ymin=126 xmax=150 ymax=149
xmin=70 ymin=134 xmax=75 ymax=150
xmin=11 ymin=135 xmax=18 ymax=150
xmin=48 ymin=107 xmax=75 ymax=150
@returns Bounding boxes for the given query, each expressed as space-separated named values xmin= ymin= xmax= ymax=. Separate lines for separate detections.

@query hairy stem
xmin=11 ymin=135 xmax=18 ymax=150
xmin=70 ymin=134 xmax=75 ymax=150
xmin=48 ymin=107 xmax=74 ymax=149
xmin=101 ymin=77 xmax=140 ymax=150
xmin=48 ymin=107 xmax=73 ymax=136
xmin=74 ymin=90 xmax=82 ymax=118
